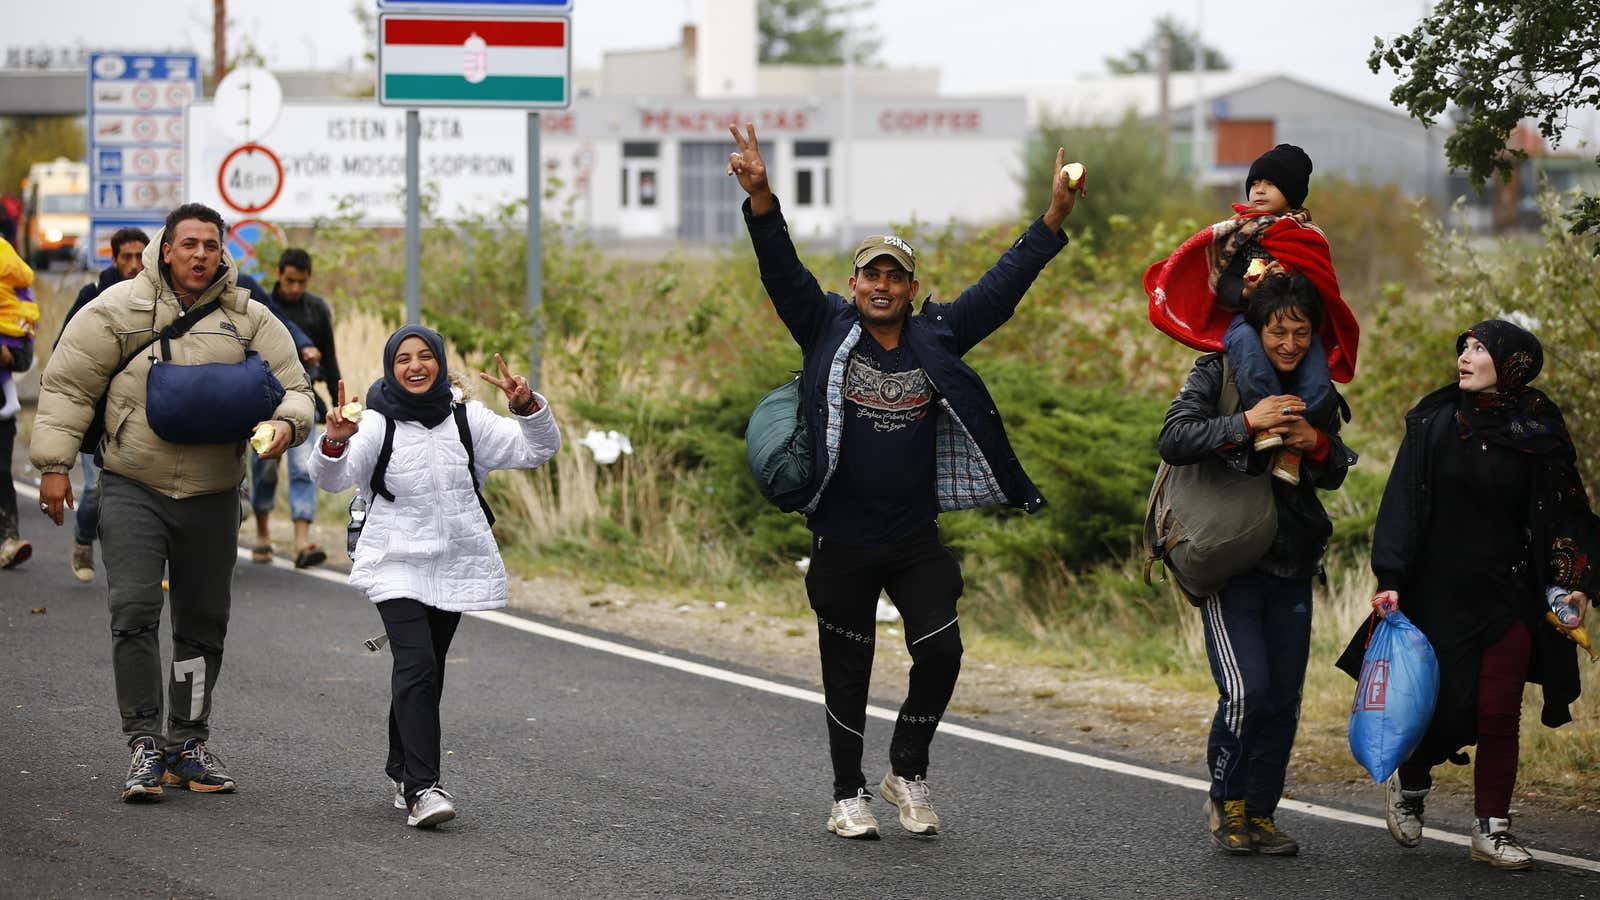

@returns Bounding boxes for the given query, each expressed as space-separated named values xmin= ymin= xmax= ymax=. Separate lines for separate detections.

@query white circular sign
xmin=212 ymin=67 xmax=284 ymax=144
xmin=217 ymin=144 xmax=284 ymax=214
xmin=93 ymin=55 xmax=127 ymax=79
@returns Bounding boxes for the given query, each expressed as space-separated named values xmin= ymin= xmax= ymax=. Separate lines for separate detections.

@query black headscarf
xmin=1454 ymin=319 xmax=1573 ymax=458
xmin=367 ymin=324 xmax=454 ymax=430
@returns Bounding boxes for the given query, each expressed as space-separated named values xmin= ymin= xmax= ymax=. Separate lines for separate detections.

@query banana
xmin=1547 ymin=611 xmax=1599 ymax=662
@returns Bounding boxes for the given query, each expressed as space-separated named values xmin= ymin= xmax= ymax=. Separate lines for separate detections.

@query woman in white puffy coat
xmin=309 ymin=325 xmax=560 ymax=829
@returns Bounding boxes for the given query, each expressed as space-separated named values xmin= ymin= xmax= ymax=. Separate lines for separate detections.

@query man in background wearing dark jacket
xmin=59 ymin=226 xmax=148 ymax=582
xmin=729 ymin=124 xmax=1083 ymax=840
xmin=249 ymin=247 xmax=339 ymax=568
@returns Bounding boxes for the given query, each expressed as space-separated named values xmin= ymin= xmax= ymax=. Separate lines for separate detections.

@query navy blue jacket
xmin=743 ymin=197 xmax=1067 ymax=515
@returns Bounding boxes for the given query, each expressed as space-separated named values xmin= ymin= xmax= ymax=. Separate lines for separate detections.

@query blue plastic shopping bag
xmin=1348 ymin=610 xmax=1439 ymax=784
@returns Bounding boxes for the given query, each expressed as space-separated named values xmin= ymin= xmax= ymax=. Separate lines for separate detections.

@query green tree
xmin=1105 ymin=15 xmax=1229 ymax=75
xmin=1371 ymin=0 xmax=1600 ymax=247
xmin=0 ymin=117 xmax=86 ymax=195
xmin=1019 ymin=112 xmax=1196 ymax=243
xmin=758 ymin=0 xmax=879 ymax=65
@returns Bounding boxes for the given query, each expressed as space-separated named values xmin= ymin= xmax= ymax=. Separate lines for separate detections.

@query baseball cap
xmin=853 ymin=234 xmax=916 ymax=275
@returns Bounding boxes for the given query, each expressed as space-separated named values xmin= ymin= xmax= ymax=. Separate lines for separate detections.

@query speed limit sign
xmin=216 ymin=143 xmax=284 ymax=215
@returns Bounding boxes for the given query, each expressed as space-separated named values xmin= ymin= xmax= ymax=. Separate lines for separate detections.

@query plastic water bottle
xmin=1548 ymin=586 xmax=1581 ymax=628
xmin=347 ymin=495 xmax=368 ymax=556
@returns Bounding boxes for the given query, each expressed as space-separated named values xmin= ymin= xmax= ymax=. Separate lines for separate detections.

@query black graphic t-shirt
xmin=808 ymin=332 xmax=940 ymax=544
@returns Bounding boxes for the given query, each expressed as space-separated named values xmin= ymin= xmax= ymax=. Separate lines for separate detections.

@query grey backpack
xmin=1143 ymin=356 xmax=1278 ymax=605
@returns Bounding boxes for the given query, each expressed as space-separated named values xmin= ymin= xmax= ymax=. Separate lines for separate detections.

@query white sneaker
xmin=391 ymin=779 xmax=406 ymax=811
xmin=879 ymin=773 xmax=940 ymax=835
xmin=1470 ymin=817 xmax=1533 ymax=870
xmin=406 ymin=786 xmax=457 ymax=828
xmin=827 ymin=789 xmax=880 ymax=839
xmin=1384 ymin=774 xmax=1426 ymax=848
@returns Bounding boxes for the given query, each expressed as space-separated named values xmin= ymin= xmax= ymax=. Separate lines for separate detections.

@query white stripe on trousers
xmin=826 ymin=704 xmax=864 ymax=739
xmin=1205 ymin=594 xmax=1246 ymax=737
xmin=910 ymin=614 xmax=959 ymax=646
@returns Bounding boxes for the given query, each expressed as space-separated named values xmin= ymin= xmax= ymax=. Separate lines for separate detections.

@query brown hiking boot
xmin=1205 ymin=797 xmax=1255 ymax=854
xmin=1249 ymin=815 xmax=1300 ymax=856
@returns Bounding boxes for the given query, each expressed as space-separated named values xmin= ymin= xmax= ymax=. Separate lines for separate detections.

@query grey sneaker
xmin=826 ymin=789 xmax=880 ymax=839
xmin=1384 ymin=774 xmax=1427 ymax=848
xmin=71 ymin=541 xmax=94 ymax=583
xmin=1470 ymin=816 xmax=1533 ymax=870
xmin=120 ymin=736 xmax=164 ymax=802
xmin=879 ymin=773 xmax=940 ymax=835
xmin=0 ymin=536 xmax=32 ymax=569
xmin=392 ymin=779 xmax=406 ymax=810
xmin=407 ymin=786 xmax=457 ymax=828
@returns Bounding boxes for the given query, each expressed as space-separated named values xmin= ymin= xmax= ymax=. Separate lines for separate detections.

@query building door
xmin=678 ymin=141 xmax=741 ymax=242
xmin=1214 ymin=120 xmax=1276 ymax=167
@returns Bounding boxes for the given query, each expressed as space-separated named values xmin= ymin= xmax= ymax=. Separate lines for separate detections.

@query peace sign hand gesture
xmin=727 ymin=123 xmax=775 ymax=215
xmin=479 ymin=353 xmax=539 ymax=415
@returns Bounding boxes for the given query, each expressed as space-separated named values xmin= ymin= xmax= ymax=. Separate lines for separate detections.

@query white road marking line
xmin=18 ymin=481 xmax=1599 ymax=873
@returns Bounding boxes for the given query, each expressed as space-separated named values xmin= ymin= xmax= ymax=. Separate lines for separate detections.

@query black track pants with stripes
xmin=805 ymin=526 xmax=964 ymax=802
xmin=1201 ymin=569 xmax=1313 ymax=819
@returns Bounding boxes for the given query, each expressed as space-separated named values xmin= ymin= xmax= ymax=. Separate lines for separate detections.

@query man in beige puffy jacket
xmin=32 ymin=203 xmax=314 ymax=802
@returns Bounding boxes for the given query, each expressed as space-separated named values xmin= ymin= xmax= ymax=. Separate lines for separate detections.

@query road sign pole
xmin=526 ymin=110 xmax=542 ymax=391
xmin=405 ymin=109 xmax=421 ymax=326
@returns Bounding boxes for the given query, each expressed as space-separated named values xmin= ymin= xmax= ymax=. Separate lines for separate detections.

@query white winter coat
xmin=308 ymin=390 xmax=561 ymax=611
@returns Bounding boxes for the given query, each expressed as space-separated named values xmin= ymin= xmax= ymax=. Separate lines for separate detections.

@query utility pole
xmin=1157 ymin=33 xmax=1171 ymax=153
xmin=213 ymin=0 xmax=227 ymax=86
xmin=1191 ymin=1 xmax=1206 ymax=185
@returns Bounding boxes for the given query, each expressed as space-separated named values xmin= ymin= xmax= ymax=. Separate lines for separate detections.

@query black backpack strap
xmin=154 ymin=298 xmax=222 ymax=362
xmin=369 ymin=417 xmax=398 ymax=502
xmin=453 ymin=404 xmax=495 ymax=527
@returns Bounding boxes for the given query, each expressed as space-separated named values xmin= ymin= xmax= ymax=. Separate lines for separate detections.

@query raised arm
xmin=940 ymin=149 xmax=1082 ymax=354
xmin=731 ymin=123 xmax=834 ymax=349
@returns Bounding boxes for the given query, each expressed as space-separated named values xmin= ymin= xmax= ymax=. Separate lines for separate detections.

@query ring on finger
xmin=1282 ymin=406 xmax=1293 ymax=416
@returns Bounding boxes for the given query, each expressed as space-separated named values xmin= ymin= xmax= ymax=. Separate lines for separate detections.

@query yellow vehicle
xmin=21 ymin=158 xmax=89 ymax=269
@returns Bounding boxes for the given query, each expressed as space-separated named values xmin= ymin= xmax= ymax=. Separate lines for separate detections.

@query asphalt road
xmin=3 ymin=475 xmax=1598 ymax=898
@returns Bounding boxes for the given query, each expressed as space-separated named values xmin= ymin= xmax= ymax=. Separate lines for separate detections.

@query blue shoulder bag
xmin=144 ymin=299 xmax=286 ymax=445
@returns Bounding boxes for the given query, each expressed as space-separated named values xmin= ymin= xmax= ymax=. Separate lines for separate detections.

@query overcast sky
xmin=26 ymin=0 xmax=1600 ymax=145
xmin=9 ymin=0 xmax=1438 ymax=110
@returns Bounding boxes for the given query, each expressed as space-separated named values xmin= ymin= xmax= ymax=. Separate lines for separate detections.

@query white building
xmin=184 ymin=0 xmax=1026 ymax=244
xmin=540 ymin=0 xmax=1026 ymax=243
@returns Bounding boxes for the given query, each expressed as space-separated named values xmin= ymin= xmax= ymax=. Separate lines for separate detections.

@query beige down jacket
xmin=31 ymin=234 xmax=314 ymax=499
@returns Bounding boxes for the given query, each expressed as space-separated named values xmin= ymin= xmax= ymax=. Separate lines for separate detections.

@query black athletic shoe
xmin=121 ymin=736 xmax=164 ymax=802
xmin=162 ymin=739 xmax=236 ymax=793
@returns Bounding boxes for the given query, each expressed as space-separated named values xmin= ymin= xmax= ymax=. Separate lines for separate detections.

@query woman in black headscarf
xmin=311 ymin=325 xmax=562 ymax=829
xmin=1338 ymin=319 xmax=1597 ymax=869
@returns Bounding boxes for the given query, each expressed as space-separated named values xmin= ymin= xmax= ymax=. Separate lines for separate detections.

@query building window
xmin=796 ymin=170 xmax=815 ymax=206
xmin=622 ymin=142 xmax=660 ymax=209
xmin=792 ymin=140 xmax=830 ymax=208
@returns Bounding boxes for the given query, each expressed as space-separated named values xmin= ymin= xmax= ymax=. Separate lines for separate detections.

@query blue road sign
xmin=89 ymin=51 xmax=198 ymax=264
xmin=96 ymin=148 xmax=123 ymax=176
